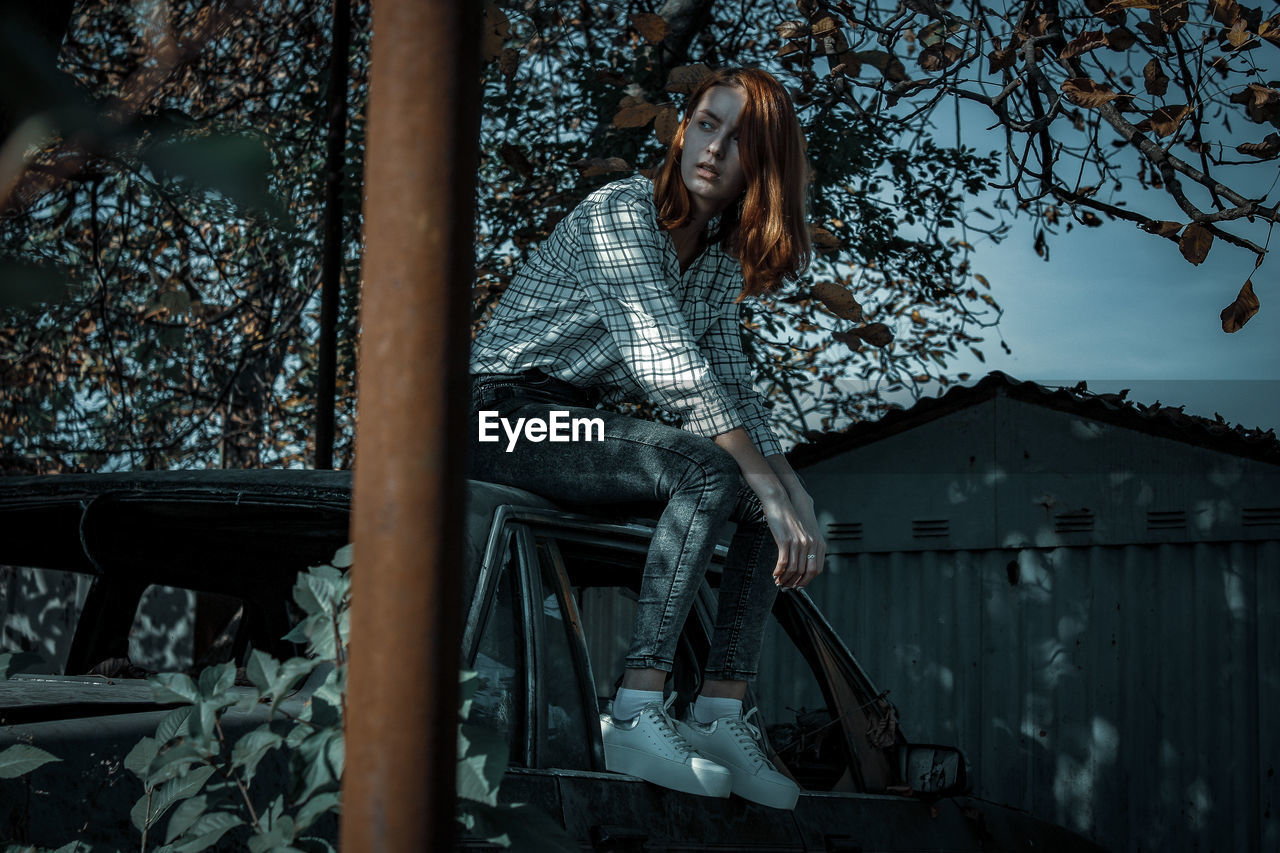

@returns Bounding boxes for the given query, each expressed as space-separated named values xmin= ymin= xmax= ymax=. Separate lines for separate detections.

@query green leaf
xmin=294 ymin=729 xmax=341 ymax=802
xmin=0 ymin=743 xmax=61 ymax=778
xmin=124 ymin=736 xmax=160 ymax=780
xmin=246 ymin=813 xmax=296 ymax=852
xmin=329 ymin=544 xmax=353 ymax=568
xmin=165 ymin=794 xmax=208 ymax=844
xmin=198 ymin=662 xmax=237 ymax=700
xmin=291 ymin=572 xmax=324 ymax=616
xmin=246 ymin=650 xmax=280 ymax=695
xmin=171 ymin=812 xmax=244 ymax=853
xmin=147 ymin=741 xmax=207 ymax=785
xmin=130 ymin=764 xmax=217 ymax=832
xmin=268 ymin=658 xmax=317 ymax=714
xmin=156 ymin=706 xmax=194 ymax=745
xmin=294 ymin=791 xmax=340 ymax=833
xmin=151 ymin=672 xmax=199 ymax=704
xmin=230 ymin=725 xmax=283 ymax=789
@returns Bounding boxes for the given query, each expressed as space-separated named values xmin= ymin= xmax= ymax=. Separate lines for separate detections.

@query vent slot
xmin=827 ymin=522 xmax=863 ymax=542
xmin=912 ymin=519 xmax=949 ymax=539
xmin=1243 ymin=507 xmax=1280 ymax=527
xmin=1147 ymin=510 xmax=1187 ymax=531
xmin=1054 ymin=509 xmax=1095 ymax=534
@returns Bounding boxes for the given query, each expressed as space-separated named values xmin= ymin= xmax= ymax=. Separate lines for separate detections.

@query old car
xmin=0 ymin=470 xmax=1104 ymax=851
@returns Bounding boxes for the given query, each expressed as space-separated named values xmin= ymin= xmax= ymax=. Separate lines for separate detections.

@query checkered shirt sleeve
xmin=575 ymin=192 xmax=747 ymax=440
xmin=698 ymin=303 xmax=784 ymax=458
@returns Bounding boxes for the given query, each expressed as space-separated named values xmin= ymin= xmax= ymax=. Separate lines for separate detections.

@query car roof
xmin=0 ymin=470 xmax=559 ymax=576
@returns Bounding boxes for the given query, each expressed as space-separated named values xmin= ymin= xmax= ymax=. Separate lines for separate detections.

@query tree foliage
xmin=2 ymin=0 xmax=1270 ymax=472
xmin=1 ymin=0 xmax=368 ymax=473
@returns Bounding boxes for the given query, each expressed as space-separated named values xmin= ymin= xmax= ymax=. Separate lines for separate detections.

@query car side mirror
xmin=900 ymin=743 xmax=969 ymax=798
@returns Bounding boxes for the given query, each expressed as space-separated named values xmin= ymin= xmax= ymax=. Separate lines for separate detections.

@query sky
xmin=843 ymin=100 xmax=1280 ymax=435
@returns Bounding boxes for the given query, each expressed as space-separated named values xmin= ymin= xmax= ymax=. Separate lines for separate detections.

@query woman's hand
xmin=759 ymin=490 xmax=825 ymax=589
xmin=713 ymin=428 xmax=827 ymax=590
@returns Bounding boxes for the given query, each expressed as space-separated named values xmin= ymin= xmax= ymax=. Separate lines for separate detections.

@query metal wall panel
xmin=759 ymin=540 xmax=1280 ymax=852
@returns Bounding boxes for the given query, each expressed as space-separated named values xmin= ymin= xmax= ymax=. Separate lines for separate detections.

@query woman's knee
xmin=668 ymin=436 xmax=740 ymax=503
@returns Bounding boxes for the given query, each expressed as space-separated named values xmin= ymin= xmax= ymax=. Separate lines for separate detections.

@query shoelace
xmin=721 ymin=707 xmax=769 ymax=768
xmin=640 ymin=695 xmax=696 ymax=756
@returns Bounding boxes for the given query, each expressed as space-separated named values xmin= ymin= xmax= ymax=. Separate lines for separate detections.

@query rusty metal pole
xmin=341 ymin=0 xmax=481 ymax=848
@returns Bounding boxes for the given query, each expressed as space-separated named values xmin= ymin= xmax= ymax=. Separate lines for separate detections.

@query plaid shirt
xmin=471 ymin=174 xmax=782 ymax=457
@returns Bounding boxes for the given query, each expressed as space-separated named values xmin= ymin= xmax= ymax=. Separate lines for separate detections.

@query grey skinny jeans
xmin=467 ymin=368 xmax=779 ymax=681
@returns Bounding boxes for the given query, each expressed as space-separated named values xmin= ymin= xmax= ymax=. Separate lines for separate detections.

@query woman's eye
xmin=699 ymin=120 xmax=713 ymax=130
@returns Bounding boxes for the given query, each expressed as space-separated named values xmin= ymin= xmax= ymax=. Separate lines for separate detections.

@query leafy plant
xmin=2 ymin=547 xmax=574 ymax=852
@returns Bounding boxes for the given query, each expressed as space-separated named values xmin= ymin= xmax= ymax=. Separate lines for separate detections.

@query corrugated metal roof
xmin=789 ymin=371 xmax=1280 ymax=469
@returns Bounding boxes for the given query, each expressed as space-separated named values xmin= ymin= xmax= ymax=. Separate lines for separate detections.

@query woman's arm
xmin=714 ymin=428 xmax=827 ymax=590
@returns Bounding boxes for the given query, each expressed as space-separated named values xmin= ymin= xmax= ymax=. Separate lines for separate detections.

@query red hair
xmin=652 ymin=67 xmax=810 ymax=299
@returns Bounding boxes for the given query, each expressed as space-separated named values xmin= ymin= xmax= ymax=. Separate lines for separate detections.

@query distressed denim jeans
xmin=467 ymin=369 xmax=779 ymax=681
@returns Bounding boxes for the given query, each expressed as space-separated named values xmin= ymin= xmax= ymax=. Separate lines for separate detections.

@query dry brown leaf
xmin=1138 ymin=104 xmax=1190 ymax=137
xmin=1229 ymin=84 xmax=1280 ymax=124
xmin=776 ymin=20 xmax=810 ymax=39
xmin=1135 ymin=19 xmax=1167 ymax=45
xmin=499 ymin=48 xmax=520 ymax=80
xmin=1104 ymin=27 xmax=1137 ymax=50
xmin=613 ymin=97 xmax=659 ymax=128
xmin=836 ymin=51 xmax=864 ymax=76
xmin=1140 ymin=220 xmax=1182 ymax=238
xmin=1084 ymin=0 xmax=1125 ymax=24
xmin=988 ymin=39 xmax=1018 ymax=73
xmin=832 ymin=330 xmax=863 ymax=352
xmin=1209 ymin=0 xmax=1241 ymax=27
xmin=811 ymin=227 xmax=842 ymax=251
xmin=1142 ymin=58 xmax=1169 ymax=96
xmin=853 ymin=50 xmax=908 ymax=82
xmin=1236 ymin=133 xmax=1280 ymax=159
xmin=665 ymin=64 xmax=713 ymax=94
xmin=1226 ymin=19 xmax=1252 ymax=48
xmin=1179 ymin=223 xmax=1213 ymax=265
xmin=632 ymin=12 xmax=669 ymax=44
xmin=1220 ymin=280 xmax=1259 ymax=333
xmin=919 ymin=43 xmax=963 ymax=71
xmin=654 ymin=106 xmax=680 ymax=146
xmin=855 ymin=323 xmax=894 ymax=348
xmin=1062 ymin=77 xmax=1120 ymax=108
xmin=909 ymin=309 xmax=927 ymax=326
xmin=1080 ymin=211 xmax=1103 ymax=226
xmin=1159 ymin=0 xmax=1188 ymax=33
xmin=499 ymin=143 xmax=532 ymax=179
xmin=812 ymin=282 xmax=864 ymax=322
xmin=1260 ymin=17 xmax=1280 ymax=48
xmin=569 ymin=157 xmax=630 ymax=177
xmin=812 ymin=16 xmax=840 ymax=37
xmin=1236 ymin=83 xmax=1280 ymax=109
xmin=1099 ymin=0 xmax=1160 ymax=12
xmin=1060 ymin=30 xmax=1108 ymax=60
xmin=904 ymin=0 xmax=945 ymax=18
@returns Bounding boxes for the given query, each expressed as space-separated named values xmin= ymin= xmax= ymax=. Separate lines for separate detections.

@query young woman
xmin=468 ymin=67 xmax=826 ymax=810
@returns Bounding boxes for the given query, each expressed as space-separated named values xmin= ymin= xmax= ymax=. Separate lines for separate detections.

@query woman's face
xmin=679 ymin=84 xmax=748 ymax=220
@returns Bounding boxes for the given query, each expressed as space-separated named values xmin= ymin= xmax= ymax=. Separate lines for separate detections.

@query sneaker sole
xmin=603 ymin=742 xmax=733 ymax=798
xmin=729 ymin=773 xmax=800 ymax=810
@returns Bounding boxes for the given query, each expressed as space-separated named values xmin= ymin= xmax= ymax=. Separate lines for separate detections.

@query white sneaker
xmin=600 ymin=695 xmax=732 ymax=798
xmin=676 ymin=707 xmax=800 ymax=809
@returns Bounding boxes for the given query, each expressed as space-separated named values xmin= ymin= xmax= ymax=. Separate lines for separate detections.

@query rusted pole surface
xmin=341 ymin=0 xmax=480 ymax=848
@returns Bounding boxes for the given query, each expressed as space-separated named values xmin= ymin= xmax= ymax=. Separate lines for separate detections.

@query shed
xmin=779 ymin=371 xmax=1279 ymax=852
